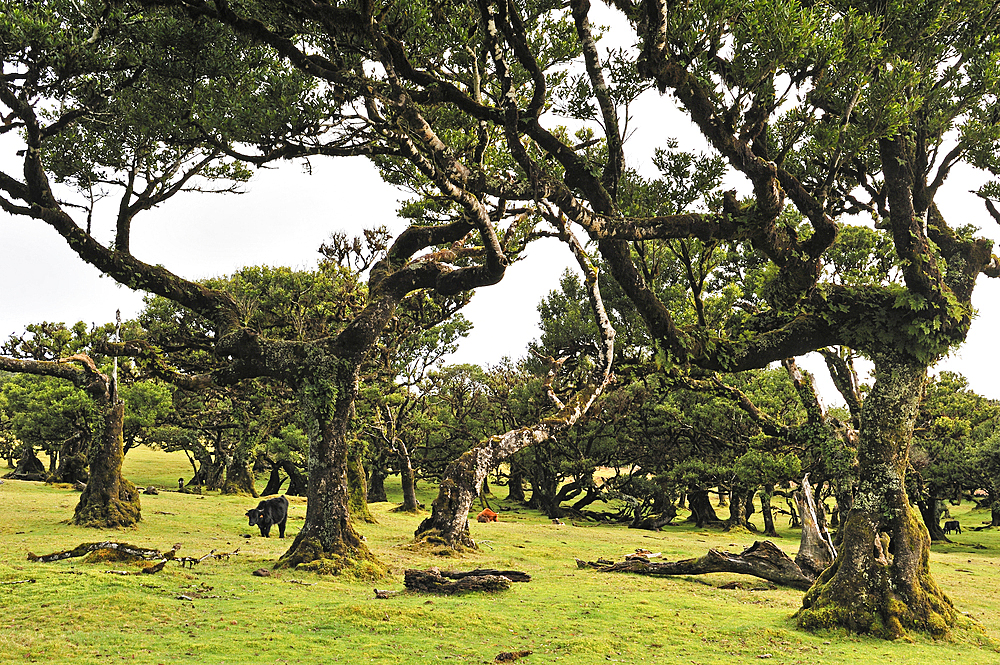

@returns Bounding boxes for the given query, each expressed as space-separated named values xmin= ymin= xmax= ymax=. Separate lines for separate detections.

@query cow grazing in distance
xmin=246 ymin=495 xmax=289 ymax=538
xmin=943 ymin=519 xmax=961 ymax=534
xmin=477 ymin=508 xmax=498 ymax=523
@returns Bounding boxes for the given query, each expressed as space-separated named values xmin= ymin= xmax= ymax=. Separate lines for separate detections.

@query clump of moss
xmin=408 ymin=528 xmax=475 ymax=555
xmin=84 ymin=548 xmax=143 ymax=564
xmin=276 ymin=536 xmax=387 ymax=578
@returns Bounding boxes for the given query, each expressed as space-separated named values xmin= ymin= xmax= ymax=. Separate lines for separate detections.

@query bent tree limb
xmin=577 ymin=540 xmax=815 ymax=591
xmin=414 ymin=218 xmax=615 ymax=549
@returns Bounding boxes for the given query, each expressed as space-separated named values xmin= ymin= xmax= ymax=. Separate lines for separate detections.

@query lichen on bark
xmin=73 ymin=400 xmax=141 ymax=528
xmin=795 ymin=352 xmax=957 ymax=638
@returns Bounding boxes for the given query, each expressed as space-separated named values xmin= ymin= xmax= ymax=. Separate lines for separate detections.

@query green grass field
xmin=2 ymin=447 xmax=999 ymax=664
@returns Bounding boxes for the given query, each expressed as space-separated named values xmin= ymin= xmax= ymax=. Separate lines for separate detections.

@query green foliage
xmin=916 ymin=372 xmax=1000 ymax=503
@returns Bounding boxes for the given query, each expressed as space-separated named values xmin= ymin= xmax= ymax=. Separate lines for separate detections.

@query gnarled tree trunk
xmin=796 ymin=355 xmax=956 ymax=638
xmin=221 ymin=458 xmax=258 ymax=497
xmin=506 ymin=463 xmax=526 ymax=503
xmin=261 ymin=464 xmax=287 ymax=496
xmin=74 ymin=400 xmax=141 ymax=527
xmin=686 ymin=489 xmax=720 ymax=527
xmin=276 ymin=360 xmax=379 ymax=572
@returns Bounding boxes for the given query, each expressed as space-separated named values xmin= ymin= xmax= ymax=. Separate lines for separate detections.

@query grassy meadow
xmin=2 ymin=446 xmax=1000 ymax=664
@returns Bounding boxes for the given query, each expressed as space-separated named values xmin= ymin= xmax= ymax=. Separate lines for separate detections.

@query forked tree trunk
xmin=276 ymin=361 xmax=379 ymax=572
xmin=394 ymin=437 xmax=419 ymax=512
xmin=796 ymin=355 xmax=956 ymax=638
xmin=280 ymin=459 xmax=307 ymax=496
xmin=261 ymin=464 xmax=287 ymax=496
xmin=74 ymin=400 xmax=141 ymax=527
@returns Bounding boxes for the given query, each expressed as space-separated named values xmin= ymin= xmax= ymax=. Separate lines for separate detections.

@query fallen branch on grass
xmin=28 ymin=542 xmax=239 ymax=573
xmin=403 ymin=567 xmax=531 ymax=594
xmin=575 ymin=540 xmax=816 ymax=591
xmin=28 ymin=542 xmax=164 ymax=562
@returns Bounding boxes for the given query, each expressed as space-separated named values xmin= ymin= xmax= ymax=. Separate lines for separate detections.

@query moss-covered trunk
xmin=73 ymin=400 xmax=141 ymax=528
xmin=796 ymin=354 xmax=956 ymax=638
xmin=221 ymin=458 xmax=258 ymax=497
xmin=277 ymin=360 xmax=380 ymax=573
xmin=347 ymin=444 xmax=375 ymax=523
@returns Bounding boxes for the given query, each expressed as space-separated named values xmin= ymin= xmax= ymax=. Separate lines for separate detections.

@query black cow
xmin=943 ymin=519 xmax=961 ymax=534
xmin=246 ymin=495 xmax=289 ymax=538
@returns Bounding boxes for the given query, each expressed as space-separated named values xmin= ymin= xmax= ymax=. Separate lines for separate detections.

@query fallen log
xmin=28 ymin=542 xmax=164 ymax=563
xmin=404 ymin=568 xmax=514 ymax=594
xmin=438 ymin=568 xmax=531 ymax=583
xmin=576 ymin=540 xmax=815 ymax=591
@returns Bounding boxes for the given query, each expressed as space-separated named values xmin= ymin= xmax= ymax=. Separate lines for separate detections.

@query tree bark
xmin=221 ymin=458 xmax=258 ymax=497
xmin=507 ymin=463 xmax=526 ymax=503
xmin=727 ymin=488 xmax=747 ymax=530
xmin=918 ymin=497 xmax=950 ymax=543
xmin=261 ymin=464 xmax=287 ymax=496
xmin=276 ymin=359 xmax=380 ymax=572
xmin=51 ymin=433 xmax=89 ymax=484
xmin=347 ymin=444 xmax=375 ymax=523
xmin=404 ymin=568 xmax=513 ymax=594
xmin=395 ymin=438 xmax=420 ymax=512
xmin=280 ymin=459 xmax=307 ymax=496
xmin=367 ymin=464 xmax=388 ymax=503
xmin=9 ymin=443 xmax=46 ymax=480
xmin=793 ymin=475 xmax=836 ymax=579
xmin=73 ymin=400 xmax=141 ymax=528
xmin=796 ymin=354 xmax=956 ymax=638
xmin=761 ymin=484 xmax=777 ymax=537
xmin=687 ymin=489 xmax=720 ymax=527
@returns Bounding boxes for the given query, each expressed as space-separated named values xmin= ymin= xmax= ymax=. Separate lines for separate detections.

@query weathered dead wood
xmin=28 ymin=542 xmax=164 ymax=563
xmin=404 ymin=568 xmax=513 ymax=594
xmin=438 ymin=568 xmax=531 ymax=582
xmin=793 ymin=474 xmax=836 ymax=578
xmin=27 ymin=542 xmax=237 ymax=572
xmin=576 ymin=540 xmax=815 ymax=591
